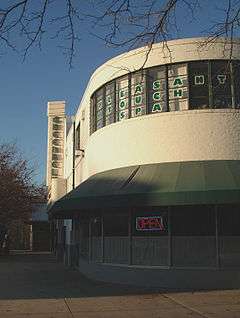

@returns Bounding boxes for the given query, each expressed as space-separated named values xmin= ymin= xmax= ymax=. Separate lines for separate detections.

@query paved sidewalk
xmin=0 ymin=252 xmax=239 ymax=317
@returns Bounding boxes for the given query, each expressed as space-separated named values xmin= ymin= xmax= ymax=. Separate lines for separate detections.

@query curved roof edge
xmin=89 ymin=36 xmax=240 ymax=81
xmin=74 ymin=36 xmax=240 ymax=121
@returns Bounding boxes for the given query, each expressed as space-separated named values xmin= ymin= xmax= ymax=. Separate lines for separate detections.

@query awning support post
xmin=128 ymin=209 xmax=132 ymax=265
xmin=88 ymin=218 xmax=92 ymax=263
xmin=101 ymin=214 xmax=104 ymax=263
xmin=215 ymin=205 xmax=220 ymax=268
xmin=168 ymin=206 xmax=172 ymax=267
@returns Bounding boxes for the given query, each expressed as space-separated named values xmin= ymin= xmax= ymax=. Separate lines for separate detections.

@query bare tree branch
xmin=0 ymin=1 xmax=239 ymax=67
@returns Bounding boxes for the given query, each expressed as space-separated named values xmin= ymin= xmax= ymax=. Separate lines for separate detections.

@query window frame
xmin=75 ymin=122 xmax=81 ymax=150
xmin=90 ymin=59 xmax=240 ymax=134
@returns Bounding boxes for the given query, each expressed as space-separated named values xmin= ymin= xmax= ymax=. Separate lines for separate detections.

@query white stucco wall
xmin=85 ymin=109 xmax=240 ymax=176
xmin=51 ymin=178 xmax=67 ymax=202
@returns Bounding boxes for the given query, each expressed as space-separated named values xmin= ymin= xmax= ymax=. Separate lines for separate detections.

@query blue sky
xmin=0 ymin=0 xmax=234 ymax=184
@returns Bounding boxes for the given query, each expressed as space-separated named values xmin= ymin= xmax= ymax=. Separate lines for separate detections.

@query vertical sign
xmin=51 ymin=116 xmax=64 ymax=178
xmin=47 ymin=101 xmax=65 ymax=187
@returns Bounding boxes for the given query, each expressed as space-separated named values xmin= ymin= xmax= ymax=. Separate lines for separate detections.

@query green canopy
xmin=49 ymin=160 xmax=240 ymax=218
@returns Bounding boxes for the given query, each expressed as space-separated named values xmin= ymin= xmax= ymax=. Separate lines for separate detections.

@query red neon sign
xmin=136 ymin=216 xmax=165 ymax=231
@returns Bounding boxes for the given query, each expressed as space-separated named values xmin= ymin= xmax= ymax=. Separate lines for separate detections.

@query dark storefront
xmin=49 ymin=160 xmax=240 ymax=274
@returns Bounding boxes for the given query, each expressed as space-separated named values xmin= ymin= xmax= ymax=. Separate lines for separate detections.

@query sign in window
xmin=136 ymin=216 xmax=165 ymax=231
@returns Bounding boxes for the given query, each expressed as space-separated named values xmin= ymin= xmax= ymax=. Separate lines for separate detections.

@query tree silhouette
xmin=0 ymin=1 xmax=239 ymax=67
xmin=0 ymin=142 xmax=46 ymax=248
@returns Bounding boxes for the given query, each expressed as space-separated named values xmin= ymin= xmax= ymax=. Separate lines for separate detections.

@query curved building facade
xmin=47 ymin=37 xmax=240 ymax=290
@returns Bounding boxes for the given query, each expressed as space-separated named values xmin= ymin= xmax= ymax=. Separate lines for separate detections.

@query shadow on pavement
xmin=0 ymin=252 xmax=166 ymax=300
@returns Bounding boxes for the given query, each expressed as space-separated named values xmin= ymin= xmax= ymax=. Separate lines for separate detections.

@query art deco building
xmin=47 ymin=37 xmax=240 ymax=289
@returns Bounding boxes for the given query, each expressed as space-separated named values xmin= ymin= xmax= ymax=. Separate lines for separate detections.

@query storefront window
xmin=79 ymin=221 xmax=89 ymax=259
xmin=218 ymin=205 xmax=240 ymax=267
xmin=104 ymin=214 xmax=129 ymax=264
xmin=132 ymin=209 xmax=169 ymax=266
xmin=171 ymin=205 xmax=216 ymax=267
xmin=90 ymin=217 xmax=102 ymax=262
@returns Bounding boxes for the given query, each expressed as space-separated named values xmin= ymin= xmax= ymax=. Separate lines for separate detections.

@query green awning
xmin=49 ymin=160 xmax=240 ymax=218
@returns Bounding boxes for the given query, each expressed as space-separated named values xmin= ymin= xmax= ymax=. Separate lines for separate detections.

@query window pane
xmin=189 ymin=61 xmax=209 ymax=109
xmin=90 ymin=97 xmax=96 ymax=134
xmin=233 ymin=61 xmax=240 ymax=108
xmin=79 ymin=221 xmax=89 ymax=259
xmin=91 ymin=217 xmax=102 ymax=262
xmin=105 ymin=82 xmax=115 ymax=126
xmin=96 ymin=118 xmax=104 ymax=129
xmin=116 ymin=76 xmax=129 ymax=121
xmin=147 ymin=67 xmax=168 ymax=114
xmin=211 ymin=61 xmax=232 ymax=109
xmin=172 ymin=205 xmax=215 ymax=236
xmin=104 ymin=214 xmax=129 ymax=264
xmin=75 ymin=123 xmax=80 ymax=150
xmin=106 ymin=114 xmax=115 ymax=125
xmin=168 ymin=63 xmax=189 ymax=111
xmin=132 ymin=209 xmax=169 ymax=266
xmin=218 ymin=205 xmax=240 ymax=267
xmin=96 ymin=110 xmax=104 ymax=120
xmin=171 ymin=205 xmax=216 ymax=267
xmin=92 ymin=217 xmax=102 ymax=236
xmin=95 ymin=88 xmax=105 ymax=130
xmin=117 ymin=109 xmax=129 ymax=121
xmin=104 ymin=214 xmax=128 ymax=236
xmin=131 ymin=72 xmax=147 ymax=117
xmin=132 ymin=210 xmax=168 ymax=236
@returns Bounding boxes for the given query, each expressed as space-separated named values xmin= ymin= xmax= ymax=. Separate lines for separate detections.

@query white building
xmin=47 ymin=37 xmax=240 ymax=289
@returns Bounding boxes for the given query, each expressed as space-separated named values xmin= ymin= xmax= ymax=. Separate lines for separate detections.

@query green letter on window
xmin=174 ymin=89 xmax=183 ymax=98
xmin=135 ymin=95 xmax=142 ymax=105
xmin=152 ymin=103 xmax=162 ymax=112
xmin=119 ymin=100 xmax=127 ymax=109
xmin=194 ymin=75 xmax=204 ymax=85
xmin=119 ymin=89 xmax=126 ymax=98
xmin=153 ymin=80 xmax=161 ymax=90
xmin=173 ymin=78 xmax=183 ymax=86
xmin=135 ymin=84 xmax=143 ymax=94
xmin=135 ymin=107 xmax=142 ymax=116
xmin=153 ymin=92 xmax=161 ymax=101
xmin=119 ymin=110 xmax=127 ymax=120
xmin=106 ymin=96 xmax=112 ymax=105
